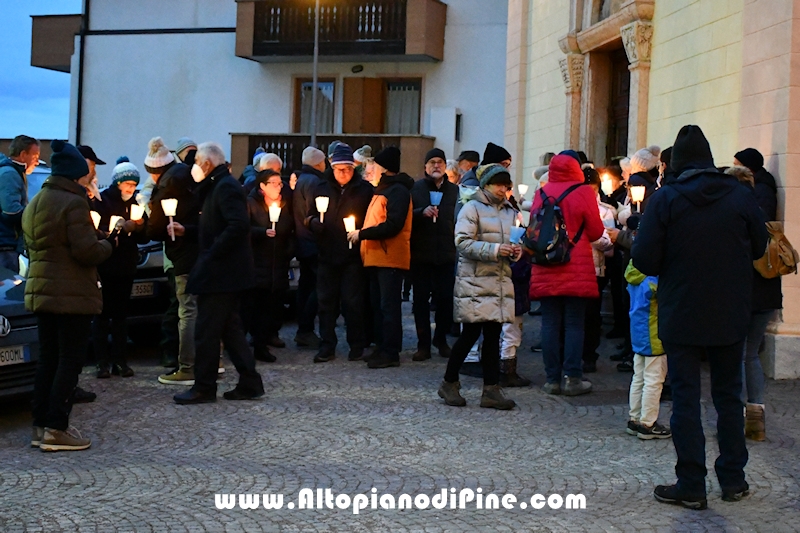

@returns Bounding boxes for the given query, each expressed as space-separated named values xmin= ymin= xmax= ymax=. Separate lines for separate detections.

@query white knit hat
xmin=302 ymin=146 xmax=325 ymax=167
xmin=629 ymin=145 xmax=661 ymax=174
xmin=144 ymin=137 xmax=175 ymax=173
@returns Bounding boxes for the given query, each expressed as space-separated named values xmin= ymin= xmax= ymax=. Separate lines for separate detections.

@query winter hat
xmin=144 ymin=137 xmax=175 ymax=174
xmin=734 ymin=148 xmax=764 ymax=173
xmin=111 ymin=156 xmax=140 ymax=185
xmin=629 ymin=145 xmax=661 ymax=174
xmin=559 ymin=150 xmax=581 ymax=164
xmin=175 ymin=137 xmax=197 ymax=155
xmin=328 ymin=140 xmax=343 ymax=158
xmin=77 ymin=145 xmax=106 ymax=165
xmin=477 ymin=163 xmax=512 ymax=188
xmin=252 ymin=146 xmax=266 ymax=166
xmin=671 ymin=125 xmax=715 ymax=173
xmin=425 ymin=148 xmax=446 ymax=164
xmin=481 ymin=142 xmax=512 ymax=165
xmin=354 ymin=145 xmax=373 ymax=164
xmin=50 ymin=140 xmax=90 ymax=181
xmin=533 ymin=165 xmax=549 ymax=180
xmin=374 ymin=146 xmax=401 ymax=174
xmin=302 ymin=146 xmax=326 ymax=167
xmin=457 ymin=150 xmax=480 ymax=163
xmin=619 ymin=157 xmax=632 ymax=175
xmin=330 ymin=143 xmax=355 ymax=166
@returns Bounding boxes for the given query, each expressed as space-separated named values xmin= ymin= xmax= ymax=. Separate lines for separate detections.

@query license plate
xmin=0 ymin=345 xmax=29 ymax=366
xmin=131 ymin=282 xmax=155 ymax=298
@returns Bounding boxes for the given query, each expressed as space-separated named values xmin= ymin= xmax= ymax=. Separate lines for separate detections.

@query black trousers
xmin=369 ymin=267 xmax=404 ymax=360
xmin=663 ymin=341 xmax=748 ymax=496
xmin=317 ymin=261 xmax=367 ymax=355
xmin=444 ymin=322 xmax=502 ymax=386
xmin=582 ymin=276 xmax=608 ymax=363
xmin=32 ymin=313 xmax=92 ymax=430
xmin=243 ymin=286 xmax=286 ymax=357
xmin=94 ymin=275 xmax=134 ymax=368
xmin=193 ymin=292 xmax=263 ymax=396
xmin=411 ymin=262 xmax=455 ymax=350
xmin=608 ymin=251 xmax=629 ymax=333
xmin=296 ymin=256 xmax=318 ymax=334
xmin=160 ymin=269 xmax=180 ymax=360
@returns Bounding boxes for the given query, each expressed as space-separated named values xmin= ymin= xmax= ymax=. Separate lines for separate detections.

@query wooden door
xmin=343 ymin=78 xmax=386 ymax=134
xmin=607 ymin=48 xmax=630 ymax=161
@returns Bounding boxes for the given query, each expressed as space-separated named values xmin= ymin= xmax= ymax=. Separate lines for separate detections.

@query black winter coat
xmin=632 ymin=169 xmax=769 ymax=346
xmin=409 ymin=175 xmax=458 ymax=265
xmin=307 ymin=170 xmax=373 ymax=266
xmin=95 ymin=186 xmax=148 ymax=279
xmin=186 ymin=166 xmax=256 ymax=294
xmin=292 ymin=165 xmax=325 ymax=259
xmin=751 ymin=167 xmax=782 ymax=311
xmin=247 ymin=187 xmax=295 ymax=291
xmin=147 ymin=162 xmax=200 ymax=275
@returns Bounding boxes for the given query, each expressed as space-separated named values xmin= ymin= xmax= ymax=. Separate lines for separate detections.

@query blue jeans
xmin=663 ymin=341 xmax=748 ymax=497
xmin=540 ymin=297 xmax=587 ymax=383
xmin=742 ymin=310 xmax=773 ymax=404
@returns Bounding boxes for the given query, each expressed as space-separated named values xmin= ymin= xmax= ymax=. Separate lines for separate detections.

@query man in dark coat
xmin=409 ymin=148 xmax=458 ymax=361
xmin=173 ymin=142 xmax=264 ymax=404
xmin=292 ymin=146 xmax=327 ymax=349
xmin=306 ymin=143 xmax=373 ymax=363
xmin=632 ymin=125 xmax=768 ymax=509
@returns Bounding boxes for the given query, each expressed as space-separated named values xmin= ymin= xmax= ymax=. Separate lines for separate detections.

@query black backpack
xmin=522 ymin=183 xmax=585 ymax=265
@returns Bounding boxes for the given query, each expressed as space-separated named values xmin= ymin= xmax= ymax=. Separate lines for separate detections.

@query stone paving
xmin=1 ymin=303 xmax=799 ymax=532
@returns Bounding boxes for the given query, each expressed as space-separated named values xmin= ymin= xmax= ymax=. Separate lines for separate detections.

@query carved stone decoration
xmin=559 ymin=53 xmax=585 ymax=92
xmin=621 ymin=20 xmax=654 ymax=65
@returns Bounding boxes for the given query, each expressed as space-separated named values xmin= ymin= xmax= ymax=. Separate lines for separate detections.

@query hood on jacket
xmin=376 ymin=172 xmax=413 ymax=192
xmin=0 ymin=154 xmax=18 ymax=170
xmin=754 ymin=167 xmax=777 ymax=193
xmin=471 ymin=187 xmax=512 ymax=209
xmin=624 ymin=261 xmax=647 ymax=285
xmin=547 ymin=154 xmax=584 ymax=184
xmin=672 ymin=169 xmax=739 ymax=207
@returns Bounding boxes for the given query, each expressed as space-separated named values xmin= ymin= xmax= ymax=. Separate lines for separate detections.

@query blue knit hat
xmin=112 ymin=156 xmax=141 ymax=185
xmin=330 ymin=143 xmax=355 ymax=166
xmin=50 ymin=140 xmax=89 ymax=181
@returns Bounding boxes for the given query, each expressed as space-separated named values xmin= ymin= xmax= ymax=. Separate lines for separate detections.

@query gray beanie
xmin=302 ymin=146 xmax=325 ymax=167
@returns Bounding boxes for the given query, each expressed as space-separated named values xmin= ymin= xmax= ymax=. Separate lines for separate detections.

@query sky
xmin=0 ymin=0 xmax=82 ymax=140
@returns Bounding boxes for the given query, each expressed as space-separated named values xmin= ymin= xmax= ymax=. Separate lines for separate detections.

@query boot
xmin=437 ymin=380 xmax=466 ymax=407
xmin=480 ymin=384 xmax=516 ymax=410
xmin=499 ymin=358 xmax=531 ymax=387
xmin=563 ymin=376 xmax=592 ymax=396
xmin=745 ymin=403 xmax=765 ymax=441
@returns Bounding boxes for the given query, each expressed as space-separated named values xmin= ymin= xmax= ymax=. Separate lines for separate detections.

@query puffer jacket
xmin=528 ymin=155 xmax=605 ymax=299
xmin=22 ymin=175 xmax=113 ymax=314
xmin=0 ymin=154 xmax=28 ymax=251
xmin=453 ymin=188 xmax=516 ymax=324
xmin=592 ymin=199 xmax=616 ymax=277
xmin=625 ymin=261 xmax=664 ymax=356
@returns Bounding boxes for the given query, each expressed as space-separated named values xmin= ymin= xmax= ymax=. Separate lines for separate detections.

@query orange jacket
xmin=359 ymin=173 xmax=413 ymax=270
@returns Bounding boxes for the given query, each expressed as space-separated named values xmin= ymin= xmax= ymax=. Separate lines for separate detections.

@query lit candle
xmin=600 ymin=175 xmax=614 ymax=197
xmin=90 ymin=211 xmax=101 ymax=230
xmin=630 ymin=186 xmax=646 ymax=212
xmin=269 ymin=202 xmax=281 ymax=231
xmin=343 ymin=216 xmax=356 ymax=249
xmin=130 ymin=204 xmax=145 ymax=221
xmin=517 ymin=183 xmax=529 ymax=197
xmin=315 ymin=196 xmax=329 ymax=223
xmin=109 ymin=215 xmax=123 ymax=231
xmin=161 ymin=198 xmax=178 ymax=241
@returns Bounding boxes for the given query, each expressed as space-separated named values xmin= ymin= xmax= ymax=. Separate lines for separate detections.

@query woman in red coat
xmin=528 ymin=153 xmax=604 ymax=396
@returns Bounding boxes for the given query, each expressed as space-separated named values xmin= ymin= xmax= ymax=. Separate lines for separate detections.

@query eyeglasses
xmin=426 ymin=160 xmax=446 ymax=167
xmin=266 ymin=180 xmax=283 ymax=188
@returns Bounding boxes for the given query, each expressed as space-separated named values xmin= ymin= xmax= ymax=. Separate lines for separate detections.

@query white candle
xmin=343 ymin=216 xmax=356 ymax=249
xmin=518 ymin=183 xmax=529 ymax=197
xmin=269 ymin=202 xmax=281 ymax=231
xmin=109 ymin=215 xmax=123 ymax=231
xmin=630 ymin=186 xmax=645 ymax=212
xmin=130 ymin=204 xmax=145 ymax=221
xmin=161 ymin=198 xmax=178 ymax=241
xmin=90 ymin=211 xmax=101 ymax=230
xmin=600 ymin=177 xmax=614 ymax=197
xmin=315 ymin=196 xmax=329 ymax=223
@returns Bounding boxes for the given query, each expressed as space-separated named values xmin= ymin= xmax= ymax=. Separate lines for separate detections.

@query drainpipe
xmin=75 ymin=0 xmax=91 ymax=144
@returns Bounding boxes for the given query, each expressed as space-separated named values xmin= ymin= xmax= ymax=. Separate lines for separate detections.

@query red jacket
xmin=528 ymin=155 xmax=604 ymax=299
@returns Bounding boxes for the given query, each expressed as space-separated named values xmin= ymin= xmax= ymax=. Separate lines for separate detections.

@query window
xmin=295 ymin=79 xmax=335 ymax=134
xmin=385 ymin=80 xmax=421 ymax=134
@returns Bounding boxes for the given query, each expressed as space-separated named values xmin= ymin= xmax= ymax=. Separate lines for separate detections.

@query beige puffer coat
xmin=453 ymin=188 xmax=517 ymax=324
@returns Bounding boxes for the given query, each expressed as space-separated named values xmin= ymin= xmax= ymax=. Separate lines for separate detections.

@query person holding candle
xmin=306 ymin=143 xmax=373 ymax=363
xmin=244 ymin=169 xmax=295 ymax=362
xmin=173 ymin=142 xmax=264 ymax=404
xmin=628 ymin=146 xmax=661 ymax=212
xmin=145 ymin=137 xmax=200 ymax=386
xmin=93 ymin=157 xmax=149 ymax=379
xmin=409 ymin=148 xmax=458 ymax=361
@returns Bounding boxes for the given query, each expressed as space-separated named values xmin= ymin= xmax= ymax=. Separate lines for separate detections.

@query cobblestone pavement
xmin=1 ymin=303 xmax=799 ymax=532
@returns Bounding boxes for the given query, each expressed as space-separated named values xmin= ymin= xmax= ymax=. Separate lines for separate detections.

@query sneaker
xmin=294 ymin=331 xmax=321 ymax=349
xmin=638 ymin=422 xmax=672 ymax=440
xmin=412 ymin=349 xmax=431 ymax=361
xmin=31 ymin=426 xmax=44 ymax=448
xmin=626 ymin=420 xmax=642 ymax=436
xmin=530 ymin=343 xmax=542 ymax=352
xmin=158 ymin=368 xmax=195 ymax=385
xmin=112 ymin=364 xmax=134 ymax=378
xmin=96 ymin=365 xmax=111 ymax=379
xmin=542 ymin=382 xmax=561 ymax=395
xmin=39 ymin=426 xmax=91 ymax=452
xmin=653 ymin=484 xmax=707 ymax=510
xmin=563 ymin=376 xmax=592 ymax=396
xmin=721 ymin=484 xmax=751 ymax=502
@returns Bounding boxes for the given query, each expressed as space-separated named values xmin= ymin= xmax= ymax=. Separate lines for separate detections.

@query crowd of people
xmin=2 ymin=121 xmax=784 ymax=509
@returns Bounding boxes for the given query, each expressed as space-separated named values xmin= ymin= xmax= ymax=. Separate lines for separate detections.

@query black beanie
xmin=481 ymin=142 xmax=511 ymax=165
xmin=50 ymin=140 xmax=89 ymax=181
xmin=374 ymin=146 xmax=401 ymax=174
xmin=425 ymin=148 xmax=446 ymax=164
xmin=734 ymin=148 xmax=764 ymax=173
xmin=670 ymin=125 xmax=715 ymax=173
xmin=457 ymin=150 xmax=480 ymax=163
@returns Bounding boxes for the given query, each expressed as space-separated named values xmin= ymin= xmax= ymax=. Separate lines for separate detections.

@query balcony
xmin=235 ymin=0 xmax=446 ymax=63
xmin=30 ymin=14 xmax=82 ymax=73
xmin=230 ymin=133 xmax=435 ymax=179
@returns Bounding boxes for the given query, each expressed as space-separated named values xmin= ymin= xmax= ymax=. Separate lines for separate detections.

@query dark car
xmin=0 ymin=269 xmax=39 ymax=397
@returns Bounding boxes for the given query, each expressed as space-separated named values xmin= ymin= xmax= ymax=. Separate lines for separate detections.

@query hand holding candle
xmin=510 ymin=217 xmax=526 ymax=244
xmin=109 ymin=215 xmax=123 ymax=232
xmin=269 ymin=203 xmax=281 ymax=231
xmin=429 ymin=191 xmax=443 ymax=223
xmin=315 ymin=196 xmax=329 ymax=223
xmin=343 ymin=216 xmax=356 ymax=249
xmin=129 ymin=204 xmax=145 ymax=221
xmin=161 ymin=198 xmax=178 ymax=241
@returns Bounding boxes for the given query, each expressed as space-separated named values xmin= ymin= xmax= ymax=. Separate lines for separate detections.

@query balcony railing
xmin=230 ymin=133 xmax=435 ymax=179
xmin=236 ymin=0 xmax=446 ymax=62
